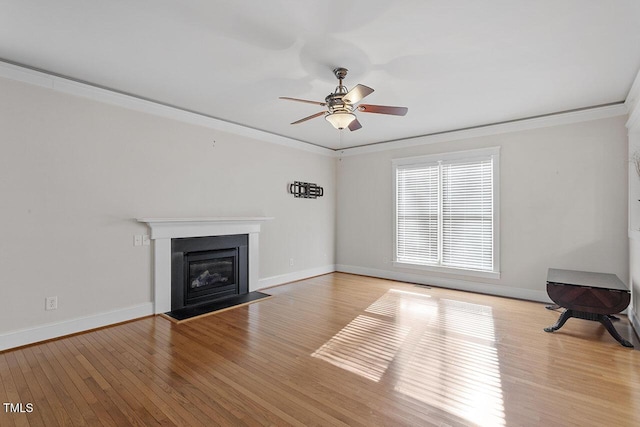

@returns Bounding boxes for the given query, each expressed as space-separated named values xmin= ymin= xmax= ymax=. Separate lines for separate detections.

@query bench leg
xmin=544 ymin=309 xmax=573 ymax=332
xmin=598 ymin=315 xmax=634 ymax=348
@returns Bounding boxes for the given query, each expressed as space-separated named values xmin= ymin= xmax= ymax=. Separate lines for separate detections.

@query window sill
xmin=392 ymin=261 xmax=501 ymax=280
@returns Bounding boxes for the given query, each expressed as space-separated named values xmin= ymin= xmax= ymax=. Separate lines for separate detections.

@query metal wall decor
xmin=289 ymin=181 xmax=324 ymax=199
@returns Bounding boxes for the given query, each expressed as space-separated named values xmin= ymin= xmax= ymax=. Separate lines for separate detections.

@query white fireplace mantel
xmin=137 ymin=217 xmax=273 ymax=314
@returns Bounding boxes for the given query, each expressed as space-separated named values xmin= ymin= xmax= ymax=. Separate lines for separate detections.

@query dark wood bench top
xmin=547 ymin=268 xmax=628 ymax=292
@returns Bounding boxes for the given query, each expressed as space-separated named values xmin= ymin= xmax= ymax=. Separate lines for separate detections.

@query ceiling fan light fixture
xmin=280 ymin=67 xmax=407 ymax=132
xmin=325 ymin=111 xmax=356 ymax=130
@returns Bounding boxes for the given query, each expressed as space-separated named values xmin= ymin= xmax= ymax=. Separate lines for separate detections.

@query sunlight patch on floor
xmin=311 ymin=314 xmax=411 ymax=382
xmin=312 ymin=287 xmax=506 ymax=426
xmin=393 ymin=297 xmax=505 ymax=426
xmin=395 ymin=333 xmax=505 ymax=426
xmin=366 ymin=288 xmax=437 ymax=320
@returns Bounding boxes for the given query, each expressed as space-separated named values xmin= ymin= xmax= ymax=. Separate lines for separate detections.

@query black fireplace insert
xmin=171 ymin=234 xmax=248 ymax=311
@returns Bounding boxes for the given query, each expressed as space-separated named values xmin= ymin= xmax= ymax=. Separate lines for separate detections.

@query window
xmin=393 ymin=147 xmax=499 ymax=278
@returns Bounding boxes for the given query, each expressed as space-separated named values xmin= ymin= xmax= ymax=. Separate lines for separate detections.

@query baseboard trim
xmin=258 ymin=265 xmax=336 ymax=289
xmin=0 ymin=265 xmax=560 ymax=352
xmin=0 ymin=303 xmax=153 ymax=352
xmin=336 ymin=264 xmax=550 ymax=303
xmin=0 ymin=264 xmax=336 ymax=353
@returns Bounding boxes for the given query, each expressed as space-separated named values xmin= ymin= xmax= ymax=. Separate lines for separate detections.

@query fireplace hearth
xmin=171 ymin=234 xmax=248 ymax=311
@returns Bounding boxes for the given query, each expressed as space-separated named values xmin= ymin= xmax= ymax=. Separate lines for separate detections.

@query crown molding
xmin=338 ymin=103 xmax=628 ymax=157
xmin=0 ymin=60 xmax=335 ymax=157
xmin=2 ymin=59 xmax=632 ymax=156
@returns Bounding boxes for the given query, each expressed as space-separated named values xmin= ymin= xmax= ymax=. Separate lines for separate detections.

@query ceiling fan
xmin=280 ymin=67 xmax=408 ymax=131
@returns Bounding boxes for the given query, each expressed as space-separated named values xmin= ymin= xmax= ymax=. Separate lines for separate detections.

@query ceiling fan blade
xmin=291 ymin=111 xmax=326 ymax=125
xmin=358 ymin=104 xmax=408 ymax=116
xmin=343 ymin=84 xmax=374 ymax=104
xmin=348 ymin=118 xmax=362 ymax=131
xmin=279 ymin=96 xmax=326 ymax=106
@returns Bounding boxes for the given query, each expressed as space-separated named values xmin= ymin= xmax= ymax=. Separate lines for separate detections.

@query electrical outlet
xmin=142 ymin=235 xmax=150 ymax=246
xmin=45 ymin=296 xmax=58 ymax=311
xmin=289 ymin=258 xmax=294 ymax=267
xmin=134 ymin=235 xmax=142 ymax=246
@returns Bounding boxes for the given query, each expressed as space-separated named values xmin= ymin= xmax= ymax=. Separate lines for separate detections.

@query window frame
xmin=392 ymin=147 xmax=500 ymax=279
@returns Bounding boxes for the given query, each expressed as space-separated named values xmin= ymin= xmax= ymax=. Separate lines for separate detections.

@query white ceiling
xmin=1 ymin=1 xmax=640 ymax=150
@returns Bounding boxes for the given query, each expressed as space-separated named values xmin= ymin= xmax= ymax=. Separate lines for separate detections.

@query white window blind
xmin=441 ymin=159 xmax=493 ymax=270
xmin=395 ymin=149 xmax=498 ymax=274
xmin=396 ymin=164 xmax=440 ymax=265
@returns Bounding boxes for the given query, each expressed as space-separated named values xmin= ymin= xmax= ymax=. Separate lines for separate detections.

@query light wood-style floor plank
xmin=0 ymin=353 xmax=19 ymax=427
xmin=1 ymin=272 xmax=639 ymax=426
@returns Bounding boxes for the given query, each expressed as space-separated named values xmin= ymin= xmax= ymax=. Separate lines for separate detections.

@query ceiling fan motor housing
xmin=325 ymin=93 xmax=352 ymax=114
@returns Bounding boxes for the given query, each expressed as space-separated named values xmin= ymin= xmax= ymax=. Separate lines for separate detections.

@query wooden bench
xmin=543 ymin=268 xmax=633 ymax=348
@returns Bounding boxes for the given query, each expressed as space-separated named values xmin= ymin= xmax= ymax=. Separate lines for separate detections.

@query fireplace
xmin=171 ymin=234 xmax=248 ymax=311
xmin=137 ymin=217 xmax=271 ymax=314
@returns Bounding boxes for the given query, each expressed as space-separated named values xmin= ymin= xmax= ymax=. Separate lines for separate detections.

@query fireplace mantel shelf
xmin=137 ymin=217 xmax=273 ymax=240
xmin=137 ymin=217 xmax=273 ymax=223
xmin=137 ymin=216 xmax=272 ymax=313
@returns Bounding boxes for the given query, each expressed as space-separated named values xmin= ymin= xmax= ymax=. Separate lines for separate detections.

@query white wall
xmin=336 ymin=116 xmax=629 ymax=302
xmin=0 ymin=76 xmax=336 ymax=346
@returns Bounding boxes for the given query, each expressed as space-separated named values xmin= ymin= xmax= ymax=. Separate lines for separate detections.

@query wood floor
xmin=2 ymin=272 xmax=639 ymax=426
